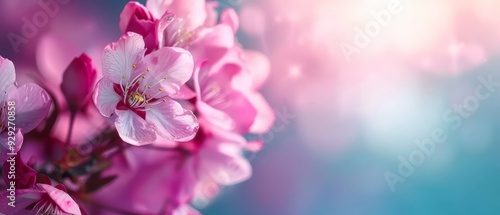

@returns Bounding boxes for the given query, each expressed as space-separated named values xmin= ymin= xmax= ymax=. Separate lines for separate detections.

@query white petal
xmin=146 ymin=99 xmax=198 ymax=142
xmin=38 ymin=184 xmax=81 ymax=215
xmin=102 ymin=32 xmax=146 ymax=83
xmin=115 ymin=110 xmax=156 ymax=145
xmin=94 ymin=78 xmax=121 ymax=117
xmin=143 ymin=47 xmax=194 ymax=96
xmin=0 ymin=57 xmax=16 ymax=93
xmin=8 ymin=83 xmax=51 ymax=133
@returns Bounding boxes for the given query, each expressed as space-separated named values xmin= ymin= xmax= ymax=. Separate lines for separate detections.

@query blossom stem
xmin=65 ymin=111 xmax=76 ymax=146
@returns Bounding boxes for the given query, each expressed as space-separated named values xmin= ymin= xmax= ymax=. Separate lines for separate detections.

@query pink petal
xmin=102 ymin=32 xmax=146 ymax=83
xmin=190 ymin=25 xmax=235 ymax=63
xmin=0 ymin=130 xmax=23 ymax=162
xmin=204 ymin=1 xmax=219 ymax=27
xmin=155 ymin=11 xmax=175 ymax=48
xmin=220 ymin=8 xmax=239 ymax=33
xmin=37 ymin=184 xmax=81 ymax=215
xmin=94 ymin=78 xmax=121 ymax=117
xmin=200 ymin=132 xmax=252 ymax=185
xmin=8 ymin=83 xmax=51 ymax=133
xmin=247 ymin=92 xmax=275 ymax=134
xmin=146 ymin=0 xmax=174 ymax=19
xmin=115 ymin=110 xmax=157 ymax=145
xmin=197 ymin=100 xmax=234 ymax=131
xmin=146 ymin=99 xmax=199 ymax=142
xmin=142 ymin=47 xmax=194 ymax=96
xmin=147 ymin=0 xmax=206 ymax=29
xmin=193 ymin=63 xmax=234 ymax=130
xmin=245 ymin=140 xmax=264 ymax=152
xmin=170 ymin=85 xmax=197 ymax=100
xmin=0 ymin=57 xmax=15 ymax=93
xmin=242 ymin=50 xmax=271 ymax=90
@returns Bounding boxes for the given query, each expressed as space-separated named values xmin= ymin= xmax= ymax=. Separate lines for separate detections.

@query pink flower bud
xmin=61 ymin=54 xmax=97 ymax=112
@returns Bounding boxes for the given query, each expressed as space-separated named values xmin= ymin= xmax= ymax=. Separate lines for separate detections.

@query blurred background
xmin=2 ymin=0 xmax=500 ymax=214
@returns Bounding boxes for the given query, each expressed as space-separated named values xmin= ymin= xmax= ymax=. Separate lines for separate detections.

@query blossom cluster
xmin=0 ymin=0 xmax=274 ymax=214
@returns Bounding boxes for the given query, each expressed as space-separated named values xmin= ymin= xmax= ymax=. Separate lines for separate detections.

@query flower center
xmin=128 ymin=92 xmax=145 ymax=105
xmin=117 ymin=65 xmax=170 ymax=111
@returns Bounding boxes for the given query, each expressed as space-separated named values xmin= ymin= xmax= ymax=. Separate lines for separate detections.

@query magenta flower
xmin=0 ymin=57 xmax=51 ymax=162
xmin=0 ymin=183 xmax=82 ymax=215
xmin=61 ymin=54 xmax=97 ymax=112
xmin=193 ymin=50 xmax=274 ymax=134
xmin=94 ymin=32 xmax=199 ymax=145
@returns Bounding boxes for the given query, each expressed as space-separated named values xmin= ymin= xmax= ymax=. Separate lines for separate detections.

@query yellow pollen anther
xmin=159 ymin=88 xmax=163 ymax=92
xmin=147 ymin=68 xmax=151 ymax=73
xmin=132 ymin=64 xmax=137 ymax=69
xmin=129 ymin=92 xmax=145 ymax=103
xmin=149 ymin=106 xmax=153 ymax=109
xmin=162 ymin=99 xmax=166 ymax=102
xmin=142 ymin=76 xmax=146 ymax=79
xmin=122 ymin=75 xmax=126 ymax=79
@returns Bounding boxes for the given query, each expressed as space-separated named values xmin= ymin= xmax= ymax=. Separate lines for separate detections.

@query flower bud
xmin=119 ymin=1 xmax=158 ymax=53
xmin=61 ymin=54 xmax=97 ymax=112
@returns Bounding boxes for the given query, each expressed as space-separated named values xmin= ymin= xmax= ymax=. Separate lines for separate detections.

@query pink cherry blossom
xmin=94 ymin=32 xmax=199 ymax=145
xmin=193 ymin=48 xmax=275 ymax=134
xmin=0 ymin=57 xmax=51 ymax=162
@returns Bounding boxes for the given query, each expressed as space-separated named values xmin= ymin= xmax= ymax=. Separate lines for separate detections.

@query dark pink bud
xmin=61 ymin=54 xmax=97 ymax=112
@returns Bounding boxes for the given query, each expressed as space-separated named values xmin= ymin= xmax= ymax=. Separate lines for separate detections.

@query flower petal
xmin=0 ymin=130 xmax=23 ymax=163
xmin=115 ymin=110 xmax=156 ymax=145
xmin=8 ymin=83 xmax=51 ymax=133
xmin=242 ymin=50 xmax=270 ymax=90
xmin=38 ymin=184 xmax=81 ymax=215
xmin=146 ymin=99 xmax=199 ymax=142
xmin=247 ymin=92 xmax=275 ymax=134
xmin=196 ymin=100 xmax=234 ymax=131
xmin=200 ymin=132 xmax=252 ymax=185
xmin=0 ymin=57 xmax=16 ymax=93
xmin=190 ymin=25 xmax=235 ymax=63
xmin=102 ymin=32 xmax=145 ymax=83
xmin=147 ymin=0 xmax=206 ymax=29
xmin=94 ymin=78 xmax=121 ymax=117
xmin=145 ymin=0 xmax=173 ymax=19
xmin=220 ymin=8 xmax=239 ymax=33
xmin=142 ymin=47 xmax=194 ymax=96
